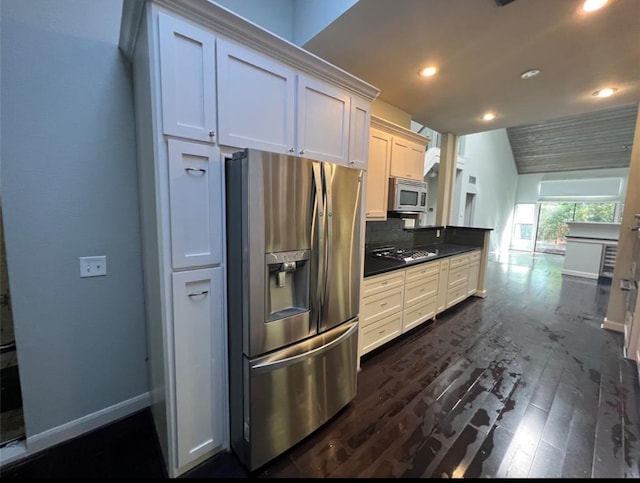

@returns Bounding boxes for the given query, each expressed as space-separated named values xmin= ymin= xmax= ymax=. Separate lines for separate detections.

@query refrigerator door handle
xmin=323 ymin=164 xmax=333 ymax=310
xmin=251 ymin=320 xmax=358 ymax=373
xmin=312 ymin=162 xmax=326 ymax=323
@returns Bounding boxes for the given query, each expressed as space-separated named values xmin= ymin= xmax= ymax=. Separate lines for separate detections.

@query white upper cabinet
xmin=158 ymin=13 xmax=217 ymax=143
xmin=216 ymin=39 xmax=295 ymax=153
xmin=365 ymin=127 xmax=392 ymax=220
xmin=296 ymin=75 xmax=350 ymax=165
xmin=348 ymin=96 xmax=371 ymax=169
xmin=168 ymin=139 xmax=223 ymax=269
xmin=390 ymin=138 xmax=425 ymax=181
xmin=216 ymin=39 xmax=364 ymax=167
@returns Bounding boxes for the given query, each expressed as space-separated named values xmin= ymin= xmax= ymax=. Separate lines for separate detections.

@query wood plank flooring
xmin=248 ymin=251 xmax=640 ymax=478
xmin=1 ymin=251 xmax=639 ymax=478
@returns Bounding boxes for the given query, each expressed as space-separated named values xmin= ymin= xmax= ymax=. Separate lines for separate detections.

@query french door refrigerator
xmin=226 ymin=148 xmax=362 ymax=471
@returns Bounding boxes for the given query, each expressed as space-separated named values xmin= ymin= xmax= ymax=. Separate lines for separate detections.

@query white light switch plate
xmin=79 ymin=256 xmax=107 ymax=277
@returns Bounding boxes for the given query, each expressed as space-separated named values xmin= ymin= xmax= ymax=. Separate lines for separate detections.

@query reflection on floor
xmin=1 ymin=251 xmax=638 ymax=478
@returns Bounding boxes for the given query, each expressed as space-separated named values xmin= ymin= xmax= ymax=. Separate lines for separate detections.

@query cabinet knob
xmin=349 ymin=160 xmax=355 ymax=165
xmin=209 ymin=130 xmax=215 ymax=137
xmin=299 ymin=149 xmax=305 ymax=155
xmin=288 ymin=147 xmax=295 ymax=153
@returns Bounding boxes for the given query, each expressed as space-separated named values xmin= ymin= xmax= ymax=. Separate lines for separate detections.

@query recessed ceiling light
xmin=592 ymin=87 xmax=618 ymax=98
xmin=582 ymin=0 xmax=608 ymax=12
xmin=520 ymin=69 xmax=541 ymax=79
xmin=482 ymin=112 xmax=497 ymax=121
xmin=419 ymin=66 xmax=438 ymax=77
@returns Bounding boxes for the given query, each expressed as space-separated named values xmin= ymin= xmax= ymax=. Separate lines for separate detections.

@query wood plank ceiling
xmin=506 ymin=104 xmax=638 ymax=174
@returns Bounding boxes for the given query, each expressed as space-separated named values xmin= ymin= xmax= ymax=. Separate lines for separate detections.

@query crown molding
xmin=371 ymin=115 xmax=430 ymax=146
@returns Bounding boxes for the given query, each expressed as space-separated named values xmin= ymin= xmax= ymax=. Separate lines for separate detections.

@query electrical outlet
xmin=79 ymin=256 xmax=107 ymax=277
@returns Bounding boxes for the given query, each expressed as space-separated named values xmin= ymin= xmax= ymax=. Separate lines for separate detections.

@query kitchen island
xmin=360 ymin=225 xmax=492 ymax=356
xmin=562 ymin=222 xmax=620 ymax=279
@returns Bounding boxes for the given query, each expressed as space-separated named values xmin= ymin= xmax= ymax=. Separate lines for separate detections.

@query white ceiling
xmin=304 ymin=0 xmax=640 ymax=136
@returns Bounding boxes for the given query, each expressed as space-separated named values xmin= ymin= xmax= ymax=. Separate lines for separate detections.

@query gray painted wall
xmin=463 ymin=129 xmax=519 ymax=253
xmin=215 ymin=0 xmax=294 ymax=41
xmin=1 ymin=0 xmax=148 ymax=436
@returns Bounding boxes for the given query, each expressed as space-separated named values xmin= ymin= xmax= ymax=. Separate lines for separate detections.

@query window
xmin=534 ymin=201 xmax=618 ymax=255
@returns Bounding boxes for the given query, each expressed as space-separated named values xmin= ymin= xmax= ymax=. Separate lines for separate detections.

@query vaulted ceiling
xmin=303 ymin=0 xmax=640 ymax=173
xmin=507 ymin=104 xmax=637 ymax=174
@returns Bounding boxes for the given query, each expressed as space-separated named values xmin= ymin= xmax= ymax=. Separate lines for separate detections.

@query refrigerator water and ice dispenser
xmin=265 ymin=249 xmax=310 ymax=322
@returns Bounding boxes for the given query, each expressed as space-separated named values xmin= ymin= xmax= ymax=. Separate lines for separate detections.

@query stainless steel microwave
xmin=388 ymin=178 xmax=428 ymax=214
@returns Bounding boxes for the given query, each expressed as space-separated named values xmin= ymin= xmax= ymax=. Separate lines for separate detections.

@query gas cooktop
xmin=370 ymin=246 xmax=437 ymax=262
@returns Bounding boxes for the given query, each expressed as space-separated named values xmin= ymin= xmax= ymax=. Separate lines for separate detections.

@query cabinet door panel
xmin=297 ymin=75 xmax=350 ymax=164
xmin=348 ymin=96 xmax=370 ymax=169
xmin=436 ymin=258 xmax=449 ymax=314
xmin=390 ymin=139 xmax=424 ymax=181
xmin=216 ymin=39 xmax=295 ymax=152
xmin=158 ymin=13 xmax=216 ymax=142
xmin=168 ymin=140 xmax=222 ymax=269
xmin=468 ymin=261 xmax=480 ymax=296
xmin=365 ymin=128 xmax=392 ymax=220
xmin=172 ymin=268 xmax=224 ymax=468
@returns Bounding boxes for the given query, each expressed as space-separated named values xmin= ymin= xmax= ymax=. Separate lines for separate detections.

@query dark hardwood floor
xmin=2 ymin=251 xmax=639 ymax=478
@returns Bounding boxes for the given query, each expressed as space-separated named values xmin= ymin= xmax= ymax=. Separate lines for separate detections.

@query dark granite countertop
xmin=364 ymin=243 xmax=480 ymax=278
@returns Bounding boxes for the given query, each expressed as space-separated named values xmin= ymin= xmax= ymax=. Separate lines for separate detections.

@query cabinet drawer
xmin=361 ymin=311 xmax=402 ymax=355
xmin=404 ymin=275 xmax=438 ymax=308
xmin=448 ymin=265 xmax=469 ymax=288
xmin=446 ymin=283 xmax=468 ymax=309
xmin=402 ymin=296 xmax=436 ymax=332
xmin=362 ymin=287 xmax=403 ymax=326
xmin=469 ymin=250 xmax=481 ymax=262
xmin=362 ymin=270 xmax=405 ymax=298
xmin=449 ymin=254 xmax=470 ymax=270
xmin=406 ymin=260 xmax=439 ymax=282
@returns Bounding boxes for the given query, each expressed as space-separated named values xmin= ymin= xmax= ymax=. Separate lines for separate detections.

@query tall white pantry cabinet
xmin=119 ymin=0 xmax=379 ymax=477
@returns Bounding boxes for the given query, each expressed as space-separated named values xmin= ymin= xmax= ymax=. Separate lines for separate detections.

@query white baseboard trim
xmin=1 ymin=392 xmax=150 ymax=467
xmin=602 ymin=317 xmax=625 ymax=333
xmin=474 ymin=290 xmax=487 ymax=298
xmin=561 ymin=269 xmax=599 ymax=280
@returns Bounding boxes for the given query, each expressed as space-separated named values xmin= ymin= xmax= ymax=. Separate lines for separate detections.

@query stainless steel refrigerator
xmin=226 ymin=149 xmax=362 ymax=471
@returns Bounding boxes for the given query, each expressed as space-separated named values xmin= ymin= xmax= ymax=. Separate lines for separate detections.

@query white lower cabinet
xmin=446 ymin=254 xmax=470 ymax=309
xmin=403 ymin=297 xmax=437 ymax=332
xmin=361 ymin=270 xmax=405 ymax=355
xmin=361 ymin=251 xmax=484 ymax=357
xmin=436 ymin=258 xmax=450 ymax=314
xmin=403 ymin=261 xmax=439 ymax=332
xmin=361 ymin=312 xmax=403 ymax=354
xmin=468 ymin=250 xmax=481 ymax=296
xmin=172 ymin=268 xmax=225 ymax=468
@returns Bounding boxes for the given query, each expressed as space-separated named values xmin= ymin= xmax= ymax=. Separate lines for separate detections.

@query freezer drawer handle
xmin=252 ymin=321 xmax=358 ymax=373
xmin=188 ymin=290 xmax=209 ymax=298
xmin=185 ymin=167 xmax=206 ymax=175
